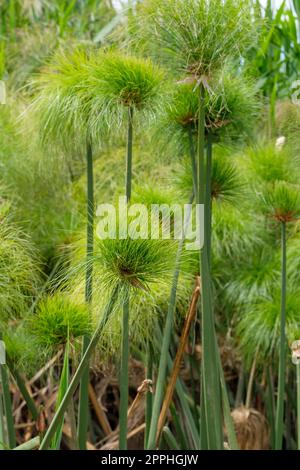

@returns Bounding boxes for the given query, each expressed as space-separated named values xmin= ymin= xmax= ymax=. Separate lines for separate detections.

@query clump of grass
xmin=132 ymin=185 xmax=178 ymax=208
xmin=32 ymin=293 xmax=91 ymax=350
xmin=0 ymin=218 xmax=40 ymax=324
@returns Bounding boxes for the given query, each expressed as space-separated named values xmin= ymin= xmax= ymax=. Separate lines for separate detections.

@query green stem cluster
xmin=197 ymin=83 xmax=223 ymax=450
xmin=39 ymin=288 xmax=118 ymax=450
xmin=146 ymin=198 xmax=193 ymax=450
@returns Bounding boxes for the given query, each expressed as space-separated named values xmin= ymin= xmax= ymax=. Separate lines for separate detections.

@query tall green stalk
xmin=147 ymin=197 xmax=193 ymax=450
xmin=126 ymin=107 xmax=133 ymax=202
xmin=205 ymin=132 xmax=212 ymax=267
xmin=39 ymin=289 xmax=118 ymax=450
xmin=203 ymin=129 xmax=236 ymax=449
xmin=51 ymin=338 xmax=70 ymax=450
xmin=119 ymin=106 xmax=134 ymax=450
xmin=275 ymin=221 xmax=286 ymax=449
xmin=197 ymin=82 xmax=223 ymax=450
xmin=119 ymin=296 xmax=130 ymax=449
xmin=78 ymin=137 xmax=94 ymax=449
xmin=188 ymin=123 xmax=198 ymax=197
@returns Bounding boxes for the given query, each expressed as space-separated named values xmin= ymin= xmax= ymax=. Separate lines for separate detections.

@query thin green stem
xmin=197 ymin=82 xmax=223 ymax=450
xmin=85 ymin=138 xmax=94 ymax=305
xmin=118 ymin=107 xmax=134 ymax=449
xmin=217 ymin=343 xmax=238 ymax=450
xmin=78 ymin=137 xmax=94 ymax=449
xmin=39 ymin=288 xmax=118 ymax=450
xmin=275 ymin=221 xmax=286 ymax=450
xmin=6 ymin=355 xmax=38 ymax=421
xmin=235 ymin=366 xmax=245 ymax=408
xmin=126 ymin=107 xmax=134 ymax=202
xmin=188 ymin=123 xmax=198 ymax=198
xmin=245 ymin=349 xmax=258 ymax=409
xmin=119 ymin=297 xmax=130 ymax=450
xmin=199 ymin=374 xmax=207 ymax=450
xmin=0 ymin=364 xmax=16 ymax=448
xmin=205 ymin=131 xmax=212 ymax=268
xmin=297 ymin=363 xmax=300 ymax=450
xmin=146 ymin=197 xmax=193 ymax=450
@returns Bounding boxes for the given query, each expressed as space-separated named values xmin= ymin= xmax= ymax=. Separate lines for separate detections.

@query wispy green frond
xmin=159 ymin=69 xmax=259 ymax=153
xmin=176 ymin=149 xmax=244 ymax=204
xmin=260 ymin=180 xmax=300 ymax=223
xmin=88 ymin=51 xmax=165 ymax=127
xmin=29 ymin=47 xmax=103 ymax=151
xmin=237 ymin=288 xmax=300 ymax=363
xmin=31 ymin=293 xmax=91 ymax=349
xmin=0 ymin=218 xmax=40 ymax=324
xmin=244 ymin=143 xmax=298 ymax=184
xmin=130 ymin=0 xmax=259 ymax=78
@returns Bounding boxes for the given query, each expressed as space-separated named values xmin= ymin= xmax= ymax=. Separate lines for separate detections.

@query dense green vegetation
xmin=2 ymin=0 xmax=300 ymax=451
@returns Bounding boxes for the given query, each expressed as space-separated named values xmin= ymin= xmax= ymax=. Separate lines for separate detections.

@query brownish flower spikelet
xmin=230 ymin=406 xmax=269 ymax=450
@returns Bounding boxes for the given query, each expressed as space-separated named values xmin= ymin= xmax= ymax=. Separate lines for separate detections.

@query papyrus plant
xmin=87 ymin=50 xmax=164 ymax=449
xmin=260 ymin=181 xmax=300 ymax=449
xmin=32 ymin=293 xmax=91 ymax=449
xmin=148 ymin=66 xmax=258 ymax=448
xmin=38 ymin=233 xmax=177 ymax=450
xmin=30 ymin=48 xmax=106 ymax=448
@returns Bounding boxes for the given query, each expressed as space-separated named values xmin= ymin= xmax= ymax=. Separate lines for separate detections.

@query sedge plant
xmin=0 ymin=216 xmax=40 ymax=448
xmin=39 ymin=232 xmax=176 ymax=449
xmin=0 ymin=217 xmax=40 ymax=325
xmin=134 ymin=0 xmax=260 ymax=441
xmin=30 ymin=48 xmax=107 ymax=448
xmin=31 ymin=293 xmax=91 ymax=449
xmin=153 ymin=68 xmax=257 ymax=448
xmin=89 ymin=50 xmax=164 ymax=449
xmin=259 ymin=180 xmax=300 ymax=449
